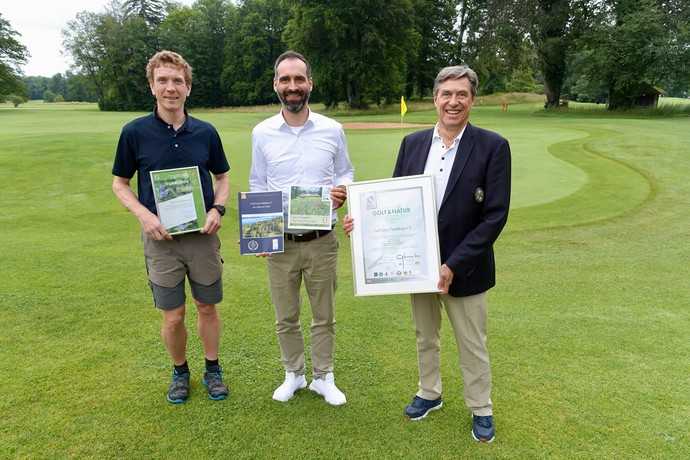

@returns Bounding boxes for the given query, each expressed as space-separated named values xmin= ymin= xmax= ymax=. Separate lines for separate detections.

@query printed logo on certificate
xmin=347 ymin=175 xmax=441 ymax=296
xmin=150 ymin=166 xmax=206 ymax=235
xmin=238 ymin=191 xmax=284 ymax=255
xmin=287 ymin=185 xmax=333 ymax=230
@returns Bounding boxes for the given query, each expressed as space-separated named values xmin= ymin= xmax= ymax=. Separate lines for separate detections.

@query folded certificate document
xmin=238 ymin=191 xmax=284 ymax=254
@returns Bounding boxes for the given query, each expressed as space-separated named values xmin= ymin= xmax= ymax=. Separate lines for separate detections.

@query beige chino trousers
xmin=411 ymin=291 xmax=493 ymax=416
xmin=267 ymin=231 xmax=338 ymax=378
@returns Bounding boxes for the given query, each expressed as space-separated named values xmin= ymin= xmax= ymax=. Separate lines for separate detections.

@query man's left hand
xmin=438 ymin=264 xmax=454 ymax=294
xmin=330 ymin=185 xmax=347 ymax=209
xmin=201 ymin=208 xmax=222 ymax=234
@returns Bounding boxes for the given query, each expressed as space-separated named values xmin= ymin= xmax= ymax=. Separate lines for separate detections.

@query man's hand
xmin=139 ymin=212 xmax=172 ymax=241
xmin=331 ymin=185 xmax=347 ymax=209
xmin=201 ymin=208 xmax=222 ymax=234
xmin=438 ymin=264 xmax=454 ymax=294
xmin=342 ymin=214 xmax=354 ymax=237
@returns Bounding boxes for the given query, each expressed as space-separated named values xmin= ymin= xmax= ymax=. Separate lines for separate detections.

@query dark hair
xmin=274 ymin=50 xmax=312 ymax=79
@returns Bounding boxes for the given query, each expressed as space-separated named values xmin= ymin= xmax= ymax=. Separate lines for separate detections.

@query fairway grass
xmin=1 ymin=103 xmax=688 ymax=458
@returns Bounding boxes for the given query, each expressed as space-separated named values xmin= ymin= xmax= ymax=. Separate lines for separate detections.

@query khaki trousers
xmin=411 ymin=291 xmax=493 ymax=416
xmin=267 ymin=231 xmax=338 ymax=378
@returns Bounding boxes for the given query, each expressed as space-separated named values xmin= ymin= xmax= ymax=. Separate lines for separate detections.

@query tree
xmin=404 ymin=0 xmax=455 ymax=98
xmin=454 ymin=0 xmax=537 ymax=95
xmin=221 ymin=0 xmax=288 ymax=106
xmin=43 ymin=89 xmax=57 ymax=102
xmin=160 ymin=0 xmax=230 ymax=107
xmin=8 ymin=94 xmax=27 ymax=107
xmin=23 ymin=76 xmax=50 ymax=99
xmin=285 ymin=0 xmax=416 ymax=108
xmin=123 ymin=0 xmax=167 ymax=26
xmin=532 ymin=0 xmax=572 ymax=107
xmin=64 ymin=7 xmax=159 ymax=111
xmin=63 ymin=11 xmax=108 ymax=103
xmin=1 ymin=13 xmax=30 ymax=99
xmin=574 ymin=0 xmax=689 ymax=109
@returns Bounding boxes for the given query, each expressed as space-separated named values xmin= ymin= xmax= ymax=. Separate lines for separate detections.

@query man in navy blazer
xmin=346 ymin=65 xmax=510 ymax=442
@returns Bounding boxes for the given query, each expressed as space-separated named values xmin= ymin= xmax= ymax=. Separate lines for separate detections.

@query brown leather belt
xmin=284 ymin=229 xmax=332 ymax=243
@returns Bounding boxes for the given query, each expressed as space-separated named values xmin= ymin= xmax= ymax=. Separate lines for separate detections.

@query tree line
xmin=3 ymin=1 xmax=689 ymax=110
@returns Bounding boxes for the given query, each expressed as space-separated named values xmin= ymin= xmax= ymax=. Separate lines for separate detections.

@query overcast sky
xmin=3 ymin=1 xmax=193 ymax=77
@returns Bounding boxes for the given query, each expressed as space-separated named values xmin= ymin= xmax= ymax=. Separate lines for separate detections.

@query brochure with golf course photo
xmin=150 ymin=166 xmax=206 ymax=235
xmin=287 ymin=185 xmax=332 ymax=230
xmin=238 ymin=191 xmax=284 ymax=255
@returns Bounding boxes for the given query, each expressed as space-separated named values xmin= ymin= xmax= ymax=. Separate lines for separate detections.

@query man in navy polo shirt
xmin=112 ymin=50 xmax=230 ymax=404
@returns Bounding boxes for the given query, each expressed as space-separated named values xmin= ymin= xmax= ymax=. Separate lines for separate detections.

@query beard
xmin=277 ymin=88 xmax=310 ymax=113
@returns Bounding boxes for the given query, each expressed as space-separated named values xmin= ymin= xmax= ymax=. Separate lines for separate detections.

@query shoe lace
xmin=475 ymin=416 xmax=492 ymax=428
xmin=170 ymin=373 xmax=189 ymax=392
xmin=205 ymin=371 xmax=225 ymax=389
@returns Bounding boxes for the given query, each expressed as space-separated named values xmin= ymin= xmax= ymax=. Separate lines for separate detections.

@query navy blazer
xmin=393 ymin=123 xmax=511 ymax=297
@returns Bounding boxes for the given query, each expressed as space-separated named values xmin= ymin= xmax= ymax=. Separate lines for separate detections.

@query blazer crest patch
xmin=474 ymin=187 xmax=484 ymax=203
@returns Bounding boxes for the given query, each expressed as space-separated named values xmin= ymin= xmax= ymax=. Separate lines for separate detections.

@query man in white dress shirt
xmin=249 ymin=51 xmax=354 ymax=406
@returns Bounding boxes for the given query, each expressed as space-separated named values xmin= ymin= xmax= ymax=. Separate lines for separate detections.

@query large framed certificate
xmin=287 ymin=185 xmax=333 ymax=230
xmin=238 ymin=191 xmax=284 ymax=255
xmin=150 ymin=166 xmax=206 ymax=235
xmin=347 ymin=175 xmax=441 ymax=296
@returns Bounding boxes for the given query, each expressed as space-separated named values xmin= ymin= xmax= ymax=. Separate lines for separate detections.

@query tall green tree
xmin=64 ymin=7 xmax=159 ymax=110
xmin=284 ymin=0 xmax=416 ymax=108
xmin=0 ymin=13 xmax=30 ymax=99
xmin=405 ymin=0 xmax=455 ymax=98
xmin=222 ymin=0 xmax=289 ymax=106
xmin=159 ymin=0 xmax=229 ymax=107
xmin=574 ymin=0 xmax=689 ymax=108
xmin=454 ymin=0 xmax=537 ymax=95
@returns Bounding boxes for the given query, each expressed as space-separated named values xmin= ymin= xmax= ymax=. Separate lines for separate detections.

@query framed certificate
xmin=287 ymin=185 xmax=333 ymax=230
xmin=347 ymin=175 xmax=441 ymax=296
xmin=150 ymin=166 xmax=206 ymax=235
xmin=238 ymin=191 xmax=284 ymax=255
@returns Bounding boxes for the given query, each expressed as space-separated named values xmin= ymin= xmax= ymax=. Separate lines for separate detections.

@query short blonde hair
xmin=146 ymin=50 xmax=193 ymax=86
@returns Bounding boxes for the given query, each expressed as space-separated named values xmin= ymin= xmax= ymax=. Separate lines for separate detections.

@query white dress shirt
xmin=424 ymin=124 xmax=466 ymax=211
xmin=250 ymin=109 xmax=355 ymax=232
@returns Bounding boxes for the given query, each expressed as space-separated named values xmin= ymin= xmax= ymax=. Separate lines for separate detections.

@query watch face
xmin=214 ymin=205 xmax=226 ymax=216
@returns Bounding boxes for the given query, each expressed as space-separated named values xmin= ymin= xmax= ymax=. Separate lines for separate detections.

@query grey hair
xmin=274 ymin=50 xmax=312 ymax=80
xmin=433 ymin=65 xmax=479 ymax=97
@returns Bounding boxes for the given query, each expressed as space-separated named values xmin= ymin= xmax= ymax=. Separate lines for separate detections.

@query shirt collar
xmin=432 ymin=123 xmax=466 ymax=147
xmin=153 ymin=107 xmax=195 ymax=132
xmin=269 ymin=108 xmax=314 ymax=130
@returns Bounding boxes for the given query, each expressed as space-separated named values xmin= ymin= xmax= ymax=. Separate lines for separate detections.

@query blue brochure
xmin=238 ymin=191 xmax=284 ymax=255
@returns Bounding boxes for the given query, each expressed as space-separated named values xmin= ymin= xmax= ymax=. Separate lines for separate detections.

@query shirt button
xmin=441 ymin=157 xmax=445 ymax=160
xmin=174 ymin=144 xmax=179 ymax=148
xmin=440 ymin=168 xmax=443 ymax=172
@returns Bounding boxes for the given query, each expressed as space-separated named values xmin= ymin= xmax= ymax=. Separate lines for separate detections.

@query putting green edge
xmin=507 ymin=125 xmax=656 ymax=233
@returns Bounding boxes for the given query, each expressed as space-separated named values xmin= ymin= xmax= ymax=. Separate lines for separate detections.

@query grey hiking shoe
xmin=202 ymin=368 xmax=229 ymax=400
xmin=167 ymin=371 xmax=190 ymax=404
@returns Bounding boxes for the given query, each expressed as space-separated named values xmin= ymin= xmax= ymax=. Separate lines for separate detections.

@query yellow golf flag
xmin=400 ymin=96 xmax=408 ymax=118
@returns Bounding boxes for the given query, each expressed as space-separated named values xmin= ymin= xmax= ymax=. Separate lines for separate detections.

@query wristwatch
xmin=212 ymin=204 xmax=226 ymax=216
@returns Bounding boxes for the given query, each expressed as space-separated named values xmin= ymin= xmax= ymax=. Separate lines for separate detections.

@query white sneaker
xmin=309 ymin=372 xmax=346 ymax=406
xmin=272 ymin=371 xmax=307 ymax=402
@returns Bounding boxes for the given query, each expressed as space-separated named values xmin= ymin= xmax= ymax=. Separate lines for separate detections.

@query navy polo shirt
xmin=112 ymin=110 xmax=230 ymax=215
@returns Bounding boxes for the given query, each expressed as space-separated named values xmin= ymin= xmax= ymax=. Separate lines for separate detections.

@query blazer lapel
xmin=412 ymin=130 xmax=434 ymax=175
xmin=440 ymin=123 xmax=475 ymax=208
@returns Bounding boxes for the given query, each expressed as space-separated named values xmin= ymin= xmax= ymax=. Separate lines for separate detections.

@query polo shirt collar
xmin=153 ymin=107 xmax=195 ymax=133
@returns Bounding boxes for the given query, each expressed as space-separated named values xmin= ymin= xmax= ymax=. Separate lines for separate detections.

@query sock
xmin=205 ymin=358 xmax=220 ymax=372
xmin=173 ymin=361 xmax=189 ymax=375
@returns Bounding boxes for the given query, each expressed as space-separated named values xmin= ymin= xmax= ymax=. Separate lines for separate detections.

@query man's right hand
xmin=342 ymin=215 xmax=354 ymax=237
xmin=139 ymin=212 xmax=172 ymax=240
